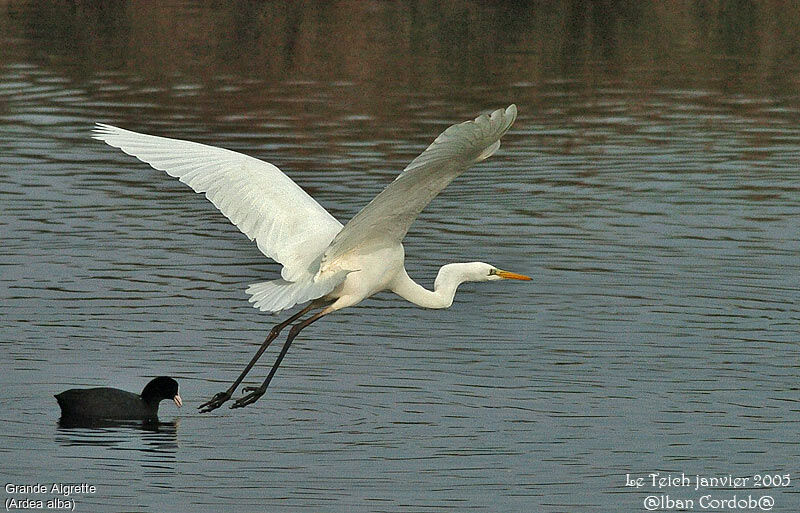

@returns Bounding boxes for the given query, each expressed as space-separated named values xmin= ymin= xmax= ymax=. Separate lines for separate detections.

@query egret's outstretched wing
xmin=93 ymin=124 xmax=343 ymax=282
xmin=318 ymin=105 xmax=517 ymax=277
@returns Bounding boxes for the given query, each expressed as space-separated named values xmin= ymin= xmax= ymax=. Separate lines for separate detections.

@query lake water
xmin=1 ymin=2 xmax=798 ymax=512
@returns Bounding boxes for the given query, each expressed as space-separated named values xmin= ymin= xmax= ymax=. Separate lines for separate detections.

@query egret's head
xmin=442 ymin=262 xmax=531 ymax=283
xmin=486 ymin=264 xmax=531 ymax=282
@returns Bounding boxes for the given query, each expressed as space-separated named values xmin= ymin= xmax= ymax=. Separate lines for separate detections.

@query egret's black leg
xmin=231 ymin=309 xmax=328 ymax=409
xmin=198 ymin=301 xmax=321 ymax=413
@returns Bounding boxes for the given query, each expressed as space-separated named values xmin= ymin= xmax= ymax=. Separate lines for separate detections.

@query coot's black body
xmin=55 ymin=376 xmax=181 ymax=420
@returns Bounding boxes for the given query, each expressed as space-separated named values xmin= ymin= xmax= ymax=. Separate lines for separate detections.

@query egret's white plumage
xmin=93 ymin=105 xmax=522 ymax=315
xmin=92 ymin=124 xmax=342 ymax=277
xmin=94 ymin=105 xmax=529 ymax=411
xmin=318 ymin=105 xmax=516 ymax=276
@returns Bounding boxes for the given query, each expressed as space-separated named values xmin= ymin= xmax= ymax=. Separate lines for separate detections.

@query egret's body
xmin=93 ymin=105 xmax=529 ymax=411
xmin=327 ymin=245 xmax=405 ymax=310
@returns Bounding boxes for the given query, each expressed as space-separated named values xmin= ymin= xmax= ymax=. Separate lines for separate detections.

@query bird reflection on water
xmin=55 ymin=418 xmax=179 ymax=455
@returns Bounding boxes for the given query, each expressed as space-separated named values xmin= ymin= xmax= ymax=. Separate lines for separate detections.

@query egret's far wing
xmin=93 ymin=124 xmax=343 ymax=282
xmin=318 ymin=105 xmax=516 ymax=277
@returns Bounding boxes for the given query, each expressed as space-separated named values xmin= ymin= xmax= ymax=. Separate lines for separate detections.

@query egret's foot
xmin=198 ymin=391 xmax=232 ymax=413
xmin=231 ymin=386 xmax=266 ymax=409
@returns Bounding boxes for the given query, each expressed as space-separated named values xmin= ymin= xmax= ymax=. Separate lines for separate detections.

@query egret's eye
xmin=488 ymin=268 xmax=497 ymax=276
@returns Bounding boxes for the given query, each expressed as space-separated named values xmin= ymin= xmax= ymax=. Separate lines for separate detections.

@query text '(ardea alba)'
xmin=93 ymin=105 xmax=529 ymax=411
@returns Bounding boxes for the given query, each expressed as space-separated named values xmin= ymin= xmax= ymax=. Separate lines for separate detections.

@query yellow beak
xmin=494 ymin=269 xmax=532 ymax=281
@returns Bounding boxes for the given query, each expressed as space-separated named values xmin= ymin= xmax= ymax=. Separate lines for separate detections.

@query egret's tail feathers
xmin=246 ymin=277 xmax=337 ymax=313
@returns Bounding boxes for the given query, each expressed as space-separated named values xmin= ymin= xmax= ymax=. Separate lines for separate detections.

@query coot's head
xmin=141 ymin=377 xmax=182 ymax=408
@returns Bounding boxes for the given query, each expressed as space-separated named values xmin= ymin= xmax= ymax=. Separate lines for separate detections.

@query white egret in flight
xmin=93 ymin=105 xmax=529 ymax=412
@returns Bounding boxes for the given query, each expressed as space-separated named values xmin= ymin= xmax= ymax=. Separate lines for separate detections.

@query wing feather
xmin=92 ymin=124 xmax=343 ymax=282
xmin=318 ymin=105 xmax=517 ymax=277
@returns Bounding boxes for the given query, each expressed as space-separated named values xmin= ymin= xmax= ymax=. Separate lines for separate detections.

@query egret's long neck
xmin=390 ymin=265 xmax=472 ymax=309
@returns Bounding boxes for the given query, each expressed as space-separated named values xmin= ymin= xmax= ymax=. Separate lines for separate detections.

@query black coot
xmin=55 ymin=376 xmax=182 ymax=420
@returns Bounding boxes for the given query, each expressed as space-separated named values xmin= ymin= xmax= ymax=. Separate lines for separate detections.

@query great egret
xmin=93 ymin=104 xmax=529 ymax=412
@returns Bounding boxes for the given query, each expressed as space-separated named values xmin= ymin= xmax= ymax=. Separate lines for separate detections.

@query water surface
xmin=1 ymin=2 xmax=799 ymax=511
